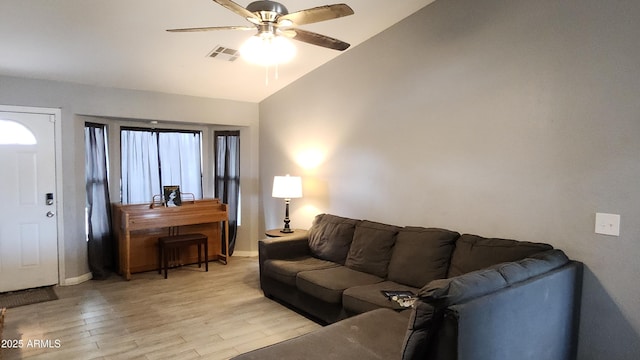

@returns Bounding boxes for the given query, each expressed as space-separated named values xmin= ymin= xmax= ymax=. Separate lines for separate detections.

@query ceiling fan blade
xmin=278 ymin=28 xmax=297 ymax=38
xmin=167 ymin=25 xmax=255 ymax=32
xmin=212 ymin=0 xmax=261 ymax=23
xmin=278 ymin=4 xmax=354 ymax=26
xmin=290 ymin=28 xmax=350 ymax=51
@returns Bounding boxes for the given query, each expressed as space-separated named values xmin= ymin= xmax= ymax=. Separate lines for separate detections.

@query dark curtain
xmin=215 ymin=131 xmax=240 ymax=256
xmin=85 ymin=123 xmax=114 ymax=279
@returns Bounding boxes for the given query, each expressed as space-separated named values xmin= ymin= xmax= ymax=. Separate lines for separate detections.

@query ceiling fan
xmin=167 ymin=0 xmax=355 ymax=52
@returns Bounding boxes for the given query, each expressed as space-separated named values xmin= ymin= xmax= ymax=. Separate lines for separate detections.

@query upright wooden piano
xmin=112 ymin=198 xmax=229 ymax=280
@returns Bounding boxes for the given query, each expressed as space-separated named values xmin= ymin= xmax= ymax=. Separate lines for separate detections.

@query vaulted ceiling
xmin=0 ymin=0 xmax=434 ymax=102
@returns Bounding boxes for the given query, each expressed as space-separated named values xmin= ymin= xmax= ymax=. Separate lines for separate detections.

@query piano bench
xmin=157 ymin=233 xmax=208 ymax=279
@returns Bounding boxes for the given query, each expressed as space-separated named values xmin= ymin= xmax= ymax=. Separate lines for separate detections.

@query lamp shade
xmin=272 ymin=175 xmax=302 ymax=199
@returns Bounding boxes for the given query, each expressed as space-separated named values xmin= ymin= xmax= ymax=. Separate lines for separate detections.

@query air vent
xmin=208 ymin=45 xmax=240 ymax=62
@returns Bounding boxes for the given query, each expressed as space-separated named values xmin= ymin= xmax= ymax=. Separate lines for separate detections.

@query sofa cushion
xmin=297 ymin=266 xmax=383 ymax=304
xmin=343 ymin=280 xmax=418 ymax=314
xmin=345 ymin=220 xmax=401 ymax=278
xmin=263 ymin=256 xmax=340 ymax=286
xmin=421 ymin=249 xmax=570 ymax=307
xmin=307 ymin=214 xmax=360 ymax=264
xmin=401 ymin=300 xmax=439 ymax=360
xmin=447 ymin=234 xmax=553 ymax=277
xmin=230 ymin=308 xmax=410 ymax=360
xmin=388 ymin=227 xmax=459 ymax=288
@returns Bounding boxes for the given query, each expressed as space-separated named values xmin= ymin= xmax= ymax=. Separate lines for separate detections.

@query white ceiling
xmin=0 ymin=0 xmax=434 ymax=103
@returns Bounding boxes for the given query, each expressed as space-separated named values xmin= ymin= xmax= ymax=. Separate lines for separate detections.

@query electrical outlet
xmin=595 ymin=213 xmax=620 ymax=236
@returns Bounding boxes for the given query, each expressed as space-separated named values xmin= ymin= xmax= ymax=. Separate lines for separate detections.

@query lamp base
xmin=280 ymin=198 xmax=293 ymax=234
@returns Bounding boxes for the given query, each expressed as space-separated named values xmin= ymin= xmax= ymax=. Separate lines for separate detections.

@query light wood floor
xmin=1 ymin=257 xmax=321 ymax=360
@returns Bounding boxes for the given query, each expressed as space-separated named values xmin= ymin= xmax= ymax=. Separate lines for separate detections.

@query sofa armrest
xmin=258 ymin=233 xmax=312 ymax=276
xmin=259 ymin=233 xmax=311 ymax=259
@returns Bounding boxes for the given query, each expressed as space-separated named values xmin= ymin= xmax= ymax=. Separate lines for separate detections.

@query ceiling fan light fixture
xmin=278 ymin=18 xmax=293 ymax=27
xmin=240 ymin=34 xmax=296 ymax=66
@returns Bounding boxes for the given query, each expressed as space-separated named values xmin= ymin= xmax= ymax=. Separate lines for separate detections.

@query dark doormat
xmin=0 ymin=286 xmax=58 ymax=309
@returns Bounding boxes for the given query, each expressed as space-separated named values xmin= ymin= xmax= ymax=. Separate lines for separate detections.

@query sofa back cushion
xmin=447 ymin=234 xmax=553 ymax=277
xmin=345 ymin=220 xmax=401 ymax=278
xmin=308 ymin=214 xmax=360 ymax=264
xmin=387 ymin=227 xmax=460 ymax=288
xmin=422 ymin=249 xmax=569 ymax=306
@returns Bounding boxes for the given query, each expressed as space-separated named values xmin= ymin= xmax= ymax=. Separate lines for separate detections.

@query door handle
xmin=46 ymin=211 xmax=55 ymax=218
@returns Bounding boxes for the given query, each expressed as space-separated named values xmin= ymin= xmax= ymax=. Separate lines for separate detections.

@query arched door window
xmin=0 ymin=119 xmax=37 ymax=145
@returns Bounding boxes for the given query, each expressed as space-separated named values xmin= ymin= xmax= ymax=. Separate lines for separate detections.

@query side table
xmin=265 ymin=229 xmax=308 ymax=238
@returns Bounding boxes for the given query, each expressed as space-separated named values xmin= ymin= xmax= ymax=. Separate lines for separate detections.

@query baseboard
xmin=62 ymin=272 xmax=93 ymax=286
xmin=232 ymin=251 xmax=258 ymax=257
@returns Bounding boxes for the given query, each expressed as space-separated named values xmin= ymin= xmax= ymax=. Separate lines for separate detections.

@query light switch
xmin=595 ymin=213 xmax=620 ymax=236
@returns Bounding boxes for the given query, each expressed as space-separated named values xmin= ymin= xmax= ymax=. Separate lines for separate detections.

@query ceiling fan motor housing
xmin=247 ymin=1 xmax=289 ymax=23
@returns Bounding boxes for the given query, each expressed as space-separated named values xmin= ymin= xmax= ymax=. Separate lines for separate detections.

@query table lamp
xmin=272 ymin=175 xmax=303 ymax=233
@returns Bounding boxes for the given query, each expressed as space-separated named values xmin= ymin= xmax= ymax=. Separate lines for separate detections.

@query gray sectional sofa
xmin=233 ymin=214 xmax=583 ymax=360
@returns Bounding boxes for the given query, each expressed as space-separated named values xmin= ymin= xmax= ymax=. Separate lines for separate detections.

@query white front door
xmin=0 ymin=110 xmax=59 ymax=292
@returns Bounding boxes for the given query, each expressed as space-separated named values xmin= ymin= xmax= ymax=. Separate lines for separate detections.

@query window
xmin=121 ymin=128 xmax=202 ymax=204
xmin=0 ymin=119 xmax=37 ymax=145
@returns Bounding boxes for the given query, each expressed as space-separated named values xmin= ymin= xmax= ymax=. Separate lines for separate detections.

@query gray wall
xmin=259 ymin=0 xmax=640 ymax=358
xmin=0 ymin=75 xmax=260 ymax=280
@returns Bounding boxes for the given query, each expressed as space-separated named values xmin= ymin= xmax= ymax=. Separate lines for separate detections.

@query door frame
xmin=0 ymin=104 xmax=65 ymax=286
